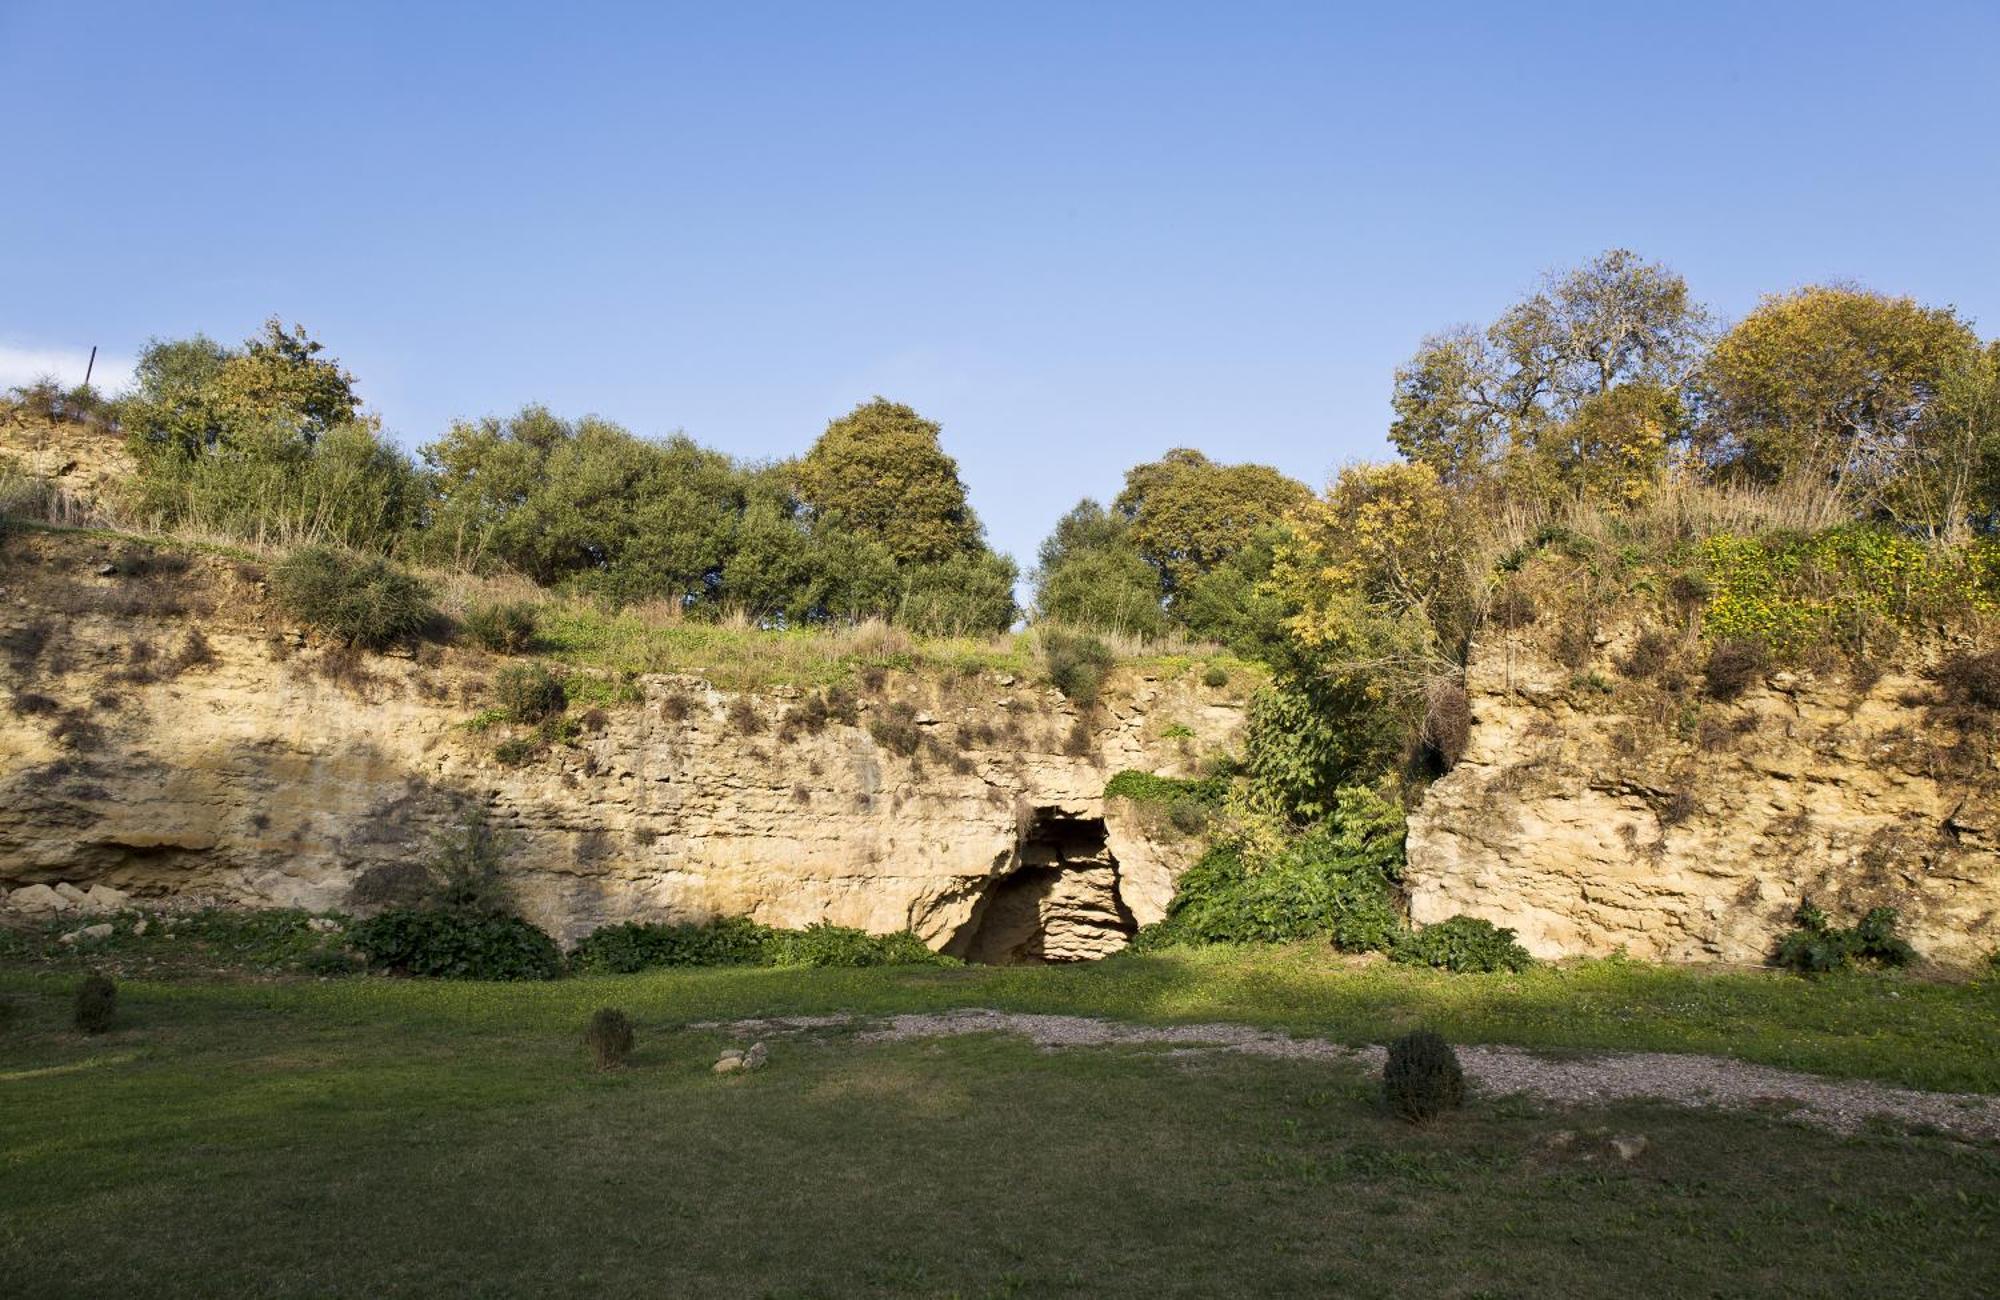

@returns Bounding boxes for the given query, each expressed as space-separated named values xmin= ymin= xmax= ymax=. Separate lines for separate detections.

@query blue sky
xmin=3 ymin=1 xmax=1996 ymax=570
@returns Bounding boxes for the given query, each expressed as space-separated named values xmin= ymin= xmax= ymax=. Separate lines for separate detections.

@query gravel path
xmin=708 ymin=1009 xmax=2000 ymax=1142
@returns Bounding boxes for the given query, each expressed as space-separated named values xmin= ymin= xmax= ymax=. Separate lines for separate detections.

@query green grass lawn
xmin=3 ymin=954 xmax=1999 ymax=1297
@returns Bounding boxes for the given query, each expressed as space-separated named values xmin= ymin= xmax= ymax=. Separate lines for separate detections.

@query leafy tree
xmin=1113 ymin=448 xmax=1310 ymax=594
xmin=1171 ymin=523 xmax=1295 ymax=658
xmin=1273 ymin=461 xmax=1474 ymax=658
xmin=1030 ymin=500 xmax=1165 ymax=637
xmin=1390 ymin=249 xmax=1708 ymax=498
xmin=895 ymin=550 xmax=1019 ymax=635
xmin=421 ymin=407 xmax=743 ymax=602
xmin=795 ymin=398 xmax=981 ymax=565
xmin=1699 ymin=286 xmax=1996 ymax=538
xmin=123 ymin=319 xmax=358 ymax=456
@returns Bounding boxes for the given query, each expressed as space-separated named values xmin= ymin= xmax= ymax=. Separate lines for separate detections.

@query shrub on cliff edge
xmin=271 ymin=546 xmax=437 ymax=649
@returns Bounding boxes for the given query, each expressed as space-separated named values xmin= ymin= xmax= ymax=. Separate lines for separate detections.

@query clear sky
xmin=3 ymin=1 xmax=1996 ymax=570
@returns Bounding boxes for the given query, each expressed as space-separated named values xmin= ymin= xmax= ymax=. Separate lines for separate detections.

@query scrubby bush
xmin=1383 ymin=1029 xmax=1465 ymax=1123
xmin=569 ymin=917 xmax=776 ymax=973
xmin=1391 ymin=916 xmax=1532 ymax=973
xmin=1414 ymin=679 xmax=1470 ymax=773
xmin=493 ymin=736 xmax=541 ymax=766
xmin=494 ymin=662 xmax=567 ymax=723
xmin=73 ymin=972 xmax=117 ymax=1033
xmin=1702 ymin=637 xmax=1768 ymax=701
xmin=463 ymin=600 xmax=539 ymax=654
xmin=1932 ymin=649 xmax=2000 ymax=711
xmin=1202 ymin=664 xmax=1230 ymax=688
xmin=423 ymin=811 xmax=516 ymax=914
xmin=348 ymin=908 xmax=563 ymax=980
xmin=866 ymin=700 xmax=922 ymax=756
xmin=271 ymin=546 xmax=437 ymax=649
xmin=726 ymin=696 xmax=764 ymax=734
xmin=1617 ymin=628 xmax=1673 ymax=679
xmin=1773 ymin=902 xmax=1917 ymax=974
xmin=585 ymin=1008 xmax=636 ymax=1071
xmin=1041 ymin=627 xmax=1115 ymax=707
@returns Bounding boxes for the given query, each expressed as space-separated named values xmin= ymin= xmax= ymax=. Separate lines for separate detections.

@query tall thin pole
xmin=82 ymin=345 xmax=96 ymax=388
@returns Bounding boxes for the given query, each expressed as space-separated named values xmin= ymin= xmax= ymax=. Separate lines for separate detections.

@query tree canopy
xmin=1698 ymin=286 xmax=1995 ymax=538
xmin=794 ymin=398 xmax=982 ymax=566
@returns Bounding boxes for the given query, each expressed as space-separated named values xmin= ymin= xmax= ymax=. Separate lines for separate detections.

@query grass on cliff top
xmin=2 ymin=962 xmax=1997 ymax=1300
xmin=5 ymin=942 xmax=1997 ymax=1094
xmin=525 ymin=601 xmax=1258 ymax=693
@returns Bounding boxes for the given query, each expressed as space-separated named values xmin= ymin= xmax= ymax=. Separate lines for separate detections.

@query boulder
xmin=8 ymin=884 xmax=66 ymax=915
xmin=80 ymin=885 xmax=130 ymax=914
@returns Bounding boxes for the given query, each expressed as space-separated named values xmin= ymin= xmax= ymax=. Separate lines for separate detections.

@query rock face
xmin=0 ymin=531 xmax=1238 ymax=957
xmin=0 ymin=415 xmax=134 ymax=516
xmin=1407 ymin=628 xmax=2000 ymax=968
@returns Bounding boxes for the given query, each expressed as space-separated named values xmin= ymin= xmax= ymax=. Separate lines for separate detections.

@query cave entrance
xmin=945 ymin=808 xmax=1137 ymax=964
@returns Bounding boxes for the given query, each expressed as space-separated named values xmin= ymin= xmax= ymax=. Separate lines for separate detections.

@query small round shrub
xmin=1702 ymin=637 xmax=1769 ymax=701
xmin=1202 ymin=664 xmax=1229 ymax=688
xmin=493 ymin=736 xmax=542 ymax=766
xmin=1417 ymin=679 xmax=1470 ymax=772
xmin=1616 ymin=628 xmax=1673 ymax=680
xmin=1383 ymin=1029 xmax=1464 ymax=1123
xmin=1042 ymin=627 xmax=1115 ymax=707
xmin=463 ymin=600 xmax=539 ymax=654
xmin=866 ymin=701 xmax=922 ymax=757
xmin=494 ymin=662 xmax=567 ymax=723
xmin=585 ymin=1007 xmax=636 ymax=1071
xmin=271 ymin=546 xmax=438 ymax=650
xmin=348 ymin=907 xmax=562 ymax=980
xmin=1391 ymin=916 xmax=1533 ymax=973
xmin=73 ymin=972 xmax=117 ymax=1034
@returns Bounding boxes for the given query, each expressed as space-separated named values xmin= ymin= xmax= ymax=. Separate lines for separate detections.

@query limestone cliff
xmin=0 ymin=529 xmax=1242 ymax=954
xmin=1406 ymin=625 xmax=1999 ymax=968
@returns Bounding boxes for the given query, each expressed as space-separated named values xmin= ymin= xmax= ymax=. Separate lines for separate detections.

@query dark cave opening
xmin=944 ymin=808 xmax=1137 ymax=965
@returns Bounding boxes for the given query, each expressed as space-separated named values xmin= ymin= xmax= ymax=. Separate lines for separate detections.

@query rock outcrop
xmin=1407 ymin=627 xmax=1999 ymax=968
xmin=0 ymin=530 xmax=1238 ymax=956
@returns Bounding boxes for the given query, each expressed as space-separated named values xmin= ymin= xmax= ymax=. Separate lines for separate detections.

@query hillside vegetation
xmin=4 ymin=249 xmax=1997 ymax=971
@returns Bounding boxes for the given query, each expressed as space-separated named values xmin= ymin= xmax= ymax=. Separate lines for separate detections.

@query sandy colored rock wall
xmin=0 ymin=531 xmax=1237 ymax=950
xmin=1406 ymin=629 xmax=1999 ymax=968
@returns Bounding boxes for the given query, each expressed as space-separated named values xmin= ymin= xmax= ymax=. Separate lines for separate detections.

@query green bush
xmin=1041 ymin=627 xmax=1115 ymax=707
xmin=1773 ymin=902 xmax=1916 ymax=975
xmin=1201 ymin=664 xmax=1229 ymax=688
xmin=568 ymin=917 xmax=777 ymax=973
xmin=569 ymin=917 xmax=954 ymax=972
xmin=585 ymin=1007 xmax=636 ymax=1071
xmin=767 ymin=922 xmax=954 ymax=968
xmin=1134 ymin=787 xmax=1407 ymax=952
xmin=73 ymin=973 xmax=117 ymax=1034
xmin=271 ymin=546 xmax=437 ymax=649
xmin=463 ymin=600 xmax=539 ymax=654
xmin=494 ymin=662 xmax=567 ymax=723
xmin=1391 ymin=916 xmax=1533 ymax=973
xmin=1102 ymin=769 xmax=1229 ymax=806
xmin=348 ymin=908 xmax=563 ymax=980
xmin=1383 ymin=1029 xmax=1465 ymax=1123
xmin=1697 ymin=527 xmax=2000 ymax=660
